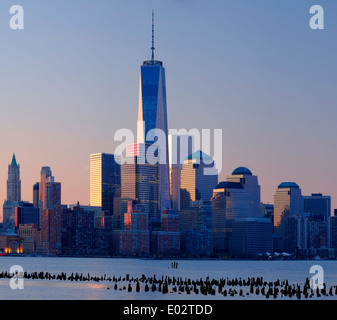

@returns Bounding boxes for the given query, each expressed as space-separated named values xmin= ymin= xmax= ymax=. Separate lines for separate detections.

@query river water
xmin=1 ymin=256 xmax=336 ymax=300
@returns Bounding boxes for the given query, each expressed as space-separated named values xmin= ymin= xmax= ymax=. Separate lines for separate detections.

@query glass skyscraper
xmin=90 ymin=153 xmax=121 ymax=215
xmin=137 ymin=12 xmax=171 ymax=210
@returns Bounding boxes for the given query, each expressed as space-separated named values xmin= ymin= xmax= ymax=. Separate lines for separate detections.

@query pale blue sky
xmin=0 ymin=0 xmax=336 ymax=210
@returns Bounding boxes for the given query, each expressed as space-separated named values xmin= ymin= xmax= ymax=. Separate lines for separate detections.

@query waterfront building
xmin=329 ymin=215 xmax=337 ymax=257
xmin=229 ymin=218 xmax=273 ymax=258
xmin=16 ymin=223 xmax=38 ymax=254
xmin=178 ymin=202 xmax=213 ymax=257
xmin=152 ymin=209 xmax=180 ymax=255
xmin=115 ymin=200 xmax=150 ymax=256
xmin=211 ymin=181 xmax=248 ymax=253
xmin=61 ymin=204 xmax=96 ymax=255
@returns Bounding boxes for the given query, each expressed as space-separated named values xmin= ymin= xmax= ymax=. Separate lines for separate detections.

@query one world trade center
xmin=136 ymin=12 xmax=171 ymax=211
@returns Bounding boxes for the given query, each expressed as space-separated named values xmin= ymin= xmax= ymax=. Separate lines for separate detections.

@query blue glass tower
xmin=137 ymin=12 xmax=171 ymax=211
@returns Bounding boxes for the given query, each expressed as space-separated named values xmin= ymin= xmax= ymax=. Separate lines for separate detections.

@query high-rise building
xmin=303 ymin=193 xmax=331 ymax=222
xmin=33 ymin=183 xmax=39 ymax=207
xmin=36 ymin=167 xmax=62 ymax=254
xmin=168 ymin=134 xmax=194 ymax=211
xmin=152 ymin=209 xmax=181 ymax=256
xmin=329 ymin=216 xmax=337 ymax=256
xmin=7 ymin=154 xmax=21 ymax=203
xmin=226 ymin=167 xmax=262 ymax=218
xmin=273 ymin=182 xmax=304 ymax=228
xmin=61 ymin=204 xmax=96 ymax=256
xmin=14 ymin=202 xmax=39 ymax=228
xmin=273 ymin=182 xmax=305 ymax=253
xmin=115 ymin=200 xmax=150 ymax=256
xmin=229 ymin=218 xmax=273 ymax=258
xmin=90 ymin=153 xmax=121 ymax=214
xmin=2 ymin=154 xmax=22 ymax=231
xmin=121 ymin=143 xmax=160 ymax=224
xmin=211 ymin=181 xmax=249 ymax=253
xmin=137 ymin=12 xmax=170 ymax=210
xmin=180 ymin=150 xmax=218 ymax=209
xmin=302 ymin=194 xmax=331 ymax=253
xmin=178 ymin=202 xmax=213 ymax=257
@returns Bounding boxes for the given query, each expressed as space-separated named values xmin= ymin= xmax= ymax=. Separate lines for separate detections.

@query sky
xmin=0 ymin=0 xmax=336 ymax=211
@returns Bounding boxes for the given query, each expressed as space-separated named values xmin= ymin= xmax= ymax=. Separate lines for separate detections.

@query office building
xmin=273 ymin=182 xmax=304 ymax=228
xmin=152 ymin=209 xmax=181 ymax=255
xmin=36 ymin=167 xmax=62 ymax=254
xmin=304 ymin=193 xmax=331 ymax=222
xmin=178 ymin=202 xmax=213 ymax=257
xmin=90 ymin=153 xmax=121 ymax=215
xmin=115 ymin=200 xmax=150 ymax=256
xmin=180 ymin=150 xmax=218 ymax=209
xmin=168 ymin=134 xmax=194 ymax=211
xmin=273 ymin=182 xmax=305 ymax=253
xmin=211 ymin=181 xmax=249 ymax=253
xmin=229 ymin=218 xmax=273 ymax=258
xmin=136 ymin=12 xmax=171 ymax=210
xmin=61 ymin=204 xmax=96 ymax=256
xmin=14 ymin=202 xmax=39 ymax=228
xmin=226 ymin=167 xmax=262 ymax=218
xmin=33 ymin=183 xmax=39 ymax=207
xmin=121 ymin=143 xmax=160 ymax=224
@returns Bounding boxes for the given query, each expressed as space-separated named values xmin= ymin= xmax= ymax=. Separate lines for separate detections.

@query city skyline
xmin=0 ymin=0 xmax=336 ymax=210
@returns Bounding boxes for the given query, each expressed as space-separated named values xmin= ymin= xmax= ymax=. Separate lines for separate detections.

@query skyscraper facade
xmin=273 ymin=182 xmax=305 ymax=253
xmin=211 ymin=181 xmax=249 ymax=253
xmin=303 ymin=193 xmax=331 ymax=222
xmin=90 ymin=153 xmax=121 ymax=214
xmin=226 ymin=167 xmax=262 ymax=218
xmin=2 ymin=154 xmax=22 ymax=231
xmin=7 ymin=154 xmax=21 ymax=203
xmin=168 ymin=134 xmax=194 ymax=211
xmin=121 ymin=143 xmax=160 ymax=223
xmin=137 ymin=12 xmax=171 ymax=210
xmin=180 ymin=151 xmax=218 ymax=210
xmin=37 ymin=167 xmax=62 ymax=254
xmin=273 ymin=182 xmax=304 ymax=228
xmin=115 ymin=200 xmax=150 ymax=256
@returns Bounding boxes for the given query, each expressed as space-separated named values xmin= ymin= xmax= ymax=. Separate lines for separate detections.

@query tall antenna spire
xmin=151 ymin=10 xmax=155 ymax=61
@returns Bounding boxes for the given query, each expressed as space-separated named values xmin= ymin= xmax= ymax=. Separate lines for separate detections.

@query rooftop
xmin=278 ymin=182 xmax=300 ymax=189
xmin=232 ymin=167 xmax=252 ymax=176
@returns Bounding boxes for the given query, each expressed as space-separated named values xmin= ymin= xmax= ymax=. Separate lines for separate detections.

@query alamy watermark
xmin=114 ymin=124 xmax=222 ymax=176
xmin=310 ymin=5 xmax=324 ymax=30
xmin=309 ymin=265 xmax=324 ymax=290
xmin=5 ymin=4 xmax=326 ymax=31
xmin=9 ymin=265 xmax=24 ymax=290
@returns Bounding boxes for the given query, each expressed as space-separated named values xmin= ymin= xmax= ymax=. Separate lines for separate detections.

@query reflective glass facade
xmin=137 ymin=60 xmax=171 ymax=210
xmin=90 ymin=153 xmax=121 ymax=214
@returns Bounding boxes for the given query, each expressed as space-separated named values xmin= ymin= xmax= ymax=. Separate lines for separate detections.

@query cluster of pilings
xmin=1 ymin=270 xmax=336 ymax=299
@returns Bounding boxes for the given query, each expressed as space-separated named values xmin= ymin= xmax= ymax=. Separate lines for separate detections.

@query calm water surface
xmin=1 ymin=256 xmax=337 ymax=300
